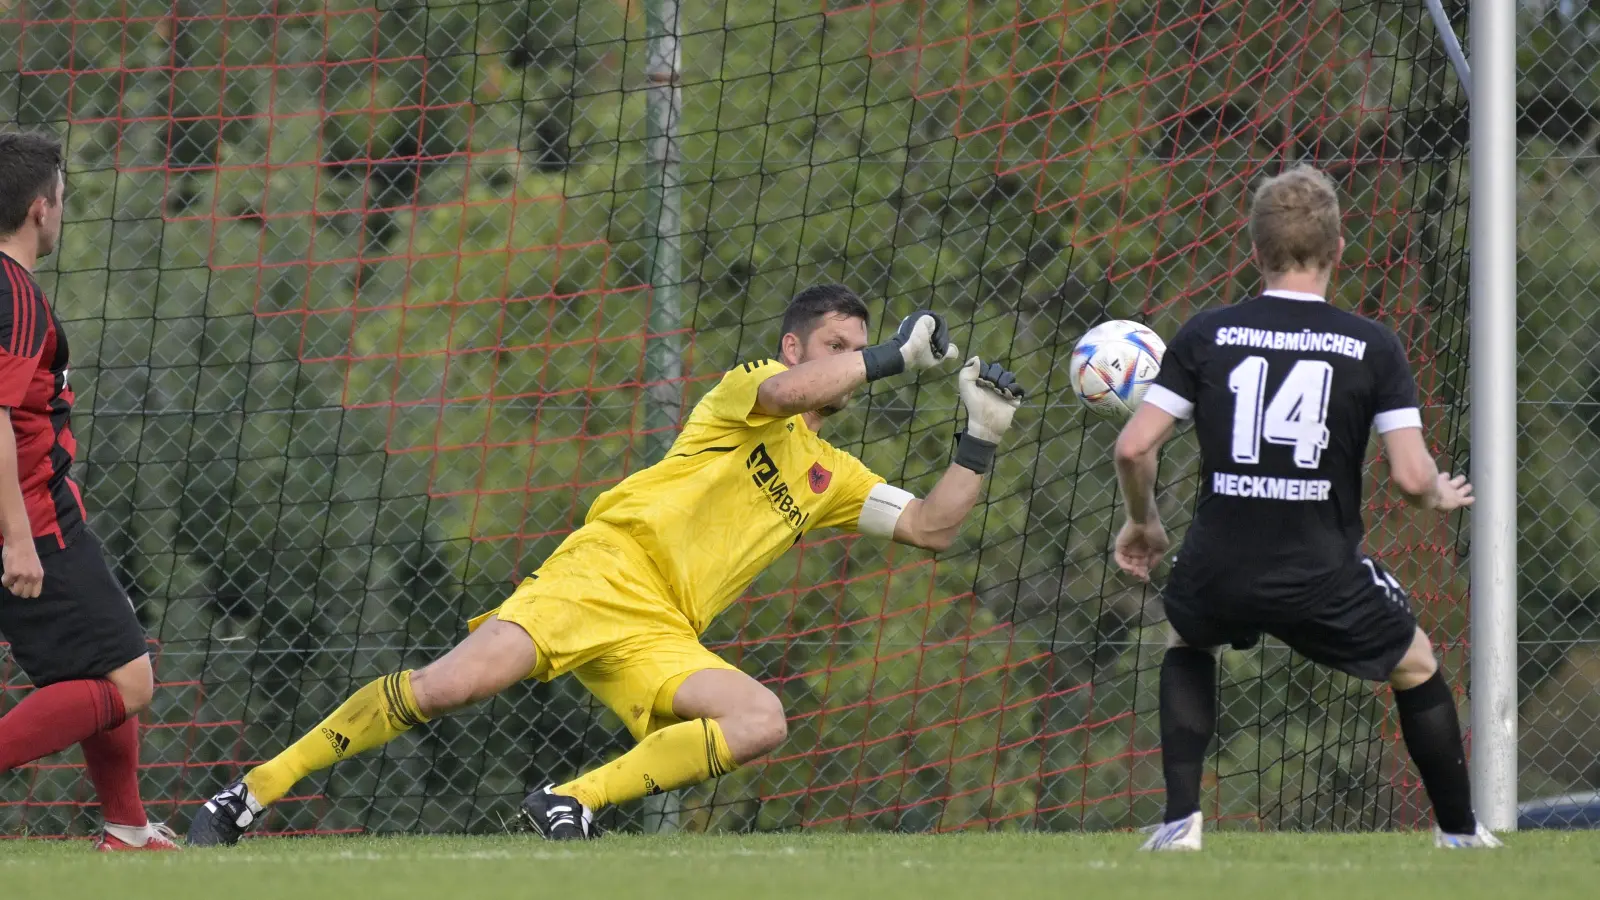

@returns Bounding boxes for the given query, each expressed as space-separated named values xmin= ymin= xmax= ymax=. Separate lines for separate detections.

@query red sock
xmin=81 ymin=716 xmax=146 ymax=827
xmin=0 ymin=679 xmax=125 ymax=771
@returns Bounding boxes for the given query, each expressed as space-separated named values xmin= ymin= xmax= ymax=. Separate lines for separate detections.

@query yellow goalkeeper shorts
xmin=468 ymin=523 xmax=739 ymax=741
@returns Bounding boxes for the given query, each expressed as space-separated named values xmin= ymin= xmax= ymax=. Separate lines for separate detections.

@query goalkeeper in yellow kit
xmin=187 ymin=285 xmax=1024 ymax=844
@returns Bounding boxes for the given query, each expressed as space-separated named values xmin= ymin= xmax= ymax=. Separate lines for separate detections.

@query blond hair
xmin=1248 ymin=164 xmax=1342 ymax=276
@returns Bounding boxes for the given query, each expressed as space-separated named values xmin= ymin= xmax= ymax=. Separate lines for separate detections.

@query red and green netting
xmin=0 ymin=0 xmax=1469 ymax=837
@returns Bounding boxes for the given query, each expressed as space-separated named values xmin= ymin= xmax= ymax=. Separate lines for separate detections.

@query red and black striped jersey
xmin=0 ymin=251 xmax=85 ymax=554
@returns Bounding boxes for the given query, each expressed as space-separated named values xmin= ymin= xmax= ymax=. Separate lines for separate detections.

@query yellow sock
xmin=555 ymin=718 xmax=735 ymax=811
xmin=243 ymin=671 xmax=429 ymax=806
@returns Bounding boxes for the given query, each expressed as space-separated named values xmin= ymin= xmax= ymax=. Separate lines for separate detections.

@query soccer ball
xmin=1069 ymin=320 xmax=1167 ymax=420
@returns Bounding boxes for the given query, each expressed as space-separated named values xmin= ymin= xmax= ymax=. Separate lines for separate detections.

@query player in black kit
xmin=1113 ymin=165 xmax=1499 ymax=850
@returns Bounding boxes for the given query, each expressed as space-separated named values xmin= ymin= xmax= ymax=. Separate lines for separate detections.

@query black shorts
xmin=0 ymin=530 xmax=148 ymax=687
xmin=1162 ymin=557 xmax=1417 ymax=682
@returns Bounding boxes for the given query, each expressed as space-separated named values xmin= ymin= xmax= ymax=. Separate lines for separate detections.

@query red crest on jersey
xmin=808 ymin=462 xmax=832 ymax=493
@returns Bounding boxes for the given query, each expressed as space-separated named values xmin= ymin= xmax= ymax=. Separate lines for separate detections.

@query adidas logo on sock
xmin=643 ymin=774 xmax=663 ymax=797
xmin=321 ymin=727 xmax=352 ymax=758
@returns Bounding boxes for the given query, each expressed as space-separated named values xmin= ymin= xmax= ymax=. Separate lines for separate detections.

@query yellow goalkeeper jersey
xmin=583 ymin=359 xmax=885 ymax=633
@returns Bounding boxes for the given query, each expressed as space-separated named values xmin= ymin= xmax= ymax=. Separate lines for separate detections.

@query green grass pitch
xmin=2 ymin=832 xmax=1595 ymax=899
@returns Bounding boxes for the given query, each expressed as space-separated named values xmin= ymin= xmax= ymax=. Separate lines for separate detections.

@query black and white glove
xmin=954 ymin=357 xmax=1025 ymax=475
xmin=861 ymin=310 xmax=960 ymax=382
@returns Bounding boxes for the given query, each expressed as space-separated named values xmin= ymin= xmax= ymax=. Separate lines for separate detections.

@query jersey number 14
xmin=1227 ymin=356 xmax=1332 ymax=468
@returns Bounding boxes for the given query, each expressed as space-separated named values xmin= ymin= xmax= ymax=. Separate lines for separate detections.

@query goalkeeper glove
xmin=954 ymin=357 xmax=1025 ymax=475
xmin=860 ymin=311 xmax=959 ymax=382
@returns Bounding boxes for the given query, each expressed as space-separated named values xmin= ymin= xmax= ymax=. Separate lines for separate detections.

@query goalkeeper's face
xmin=791 ymin=313 xmax=869 ymax=417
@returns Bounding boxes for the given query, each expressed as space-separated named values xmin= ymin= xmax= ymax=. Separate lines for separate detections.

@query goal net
xmin=0 ymin=0 xmax=1470 ymax=836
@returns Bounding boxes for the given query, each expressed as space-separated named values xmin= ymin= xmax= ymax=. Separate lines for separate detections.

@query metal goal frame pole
xmin=1468 ymin=0 xmax=1519 ymax=832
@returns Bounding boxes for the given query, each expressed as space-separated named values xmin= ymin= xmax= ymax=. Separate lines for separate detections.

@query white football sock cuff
xmin=102 ymin=821 xmax=154 ymax=846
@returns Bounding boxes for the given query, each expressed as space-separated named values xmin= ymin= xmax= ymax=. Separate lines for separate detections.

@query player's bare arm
xmin=0 ymin=410 xmax=41 ymax=599
xmin=754 ymin=344 xmax=869 ymax=417
xmin=753 ymin=309 xmax=957 ymax=419
xmin=1112 ymin=401 xmax=1177 ymax=582
xmin=891 ymin=359 xmax=1025 ymax=551
xmin=891 ymin=470 xmax=979 ymax=551
xmin=1379 ymin=427 xmax=1474 ymax=512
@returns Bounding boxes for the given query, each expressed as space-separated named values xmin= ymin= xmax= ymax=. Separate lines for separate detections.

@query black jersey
xmin=1144 ymin=290 xmax=1420 ymax=611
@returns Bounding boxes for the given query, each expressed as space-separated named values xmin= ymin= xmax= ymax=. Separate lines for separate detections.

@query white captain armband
xmin=1374 ymin=407 xmax=1422 ymax=433
xmin=857 ymin=483 xmax=915 ymax=538
xmin=1141 ymin=384 xmax=1194 ymax=420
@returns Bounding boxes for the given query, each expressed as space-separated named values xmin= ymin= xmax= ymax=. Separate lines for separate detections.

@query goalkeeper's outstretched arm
xmin=890 ymin=465 xmax=982 ymax=551
xmin=885 ymin=358 xmax=1025 ymax=552
xmin=755 ymin=349 xmax=870 ymax=418
xmin=755 ymin=311 xmax=957 ymax=417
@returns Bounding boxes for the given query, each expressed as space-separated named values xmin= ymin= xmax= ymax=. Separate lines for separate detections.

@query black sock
xmin=1394 ymin=670 xmax=1476 ymax=835
xmin=1160 ymin=646 xmax=1218 ymax=823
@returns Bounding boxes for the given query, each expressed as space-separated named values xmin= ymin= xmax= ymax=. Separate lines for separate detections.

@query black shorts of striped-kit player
xmin=0 ymin=530 xmax=148 ymax=687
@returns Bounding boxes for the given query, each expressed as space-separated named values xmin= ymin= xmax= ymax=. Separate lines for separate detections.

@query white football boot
xmin=1140 ymin=810 xmax=1203 ymax=851
xmin=1434 ymin=823 xmax=1503 ymax=849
